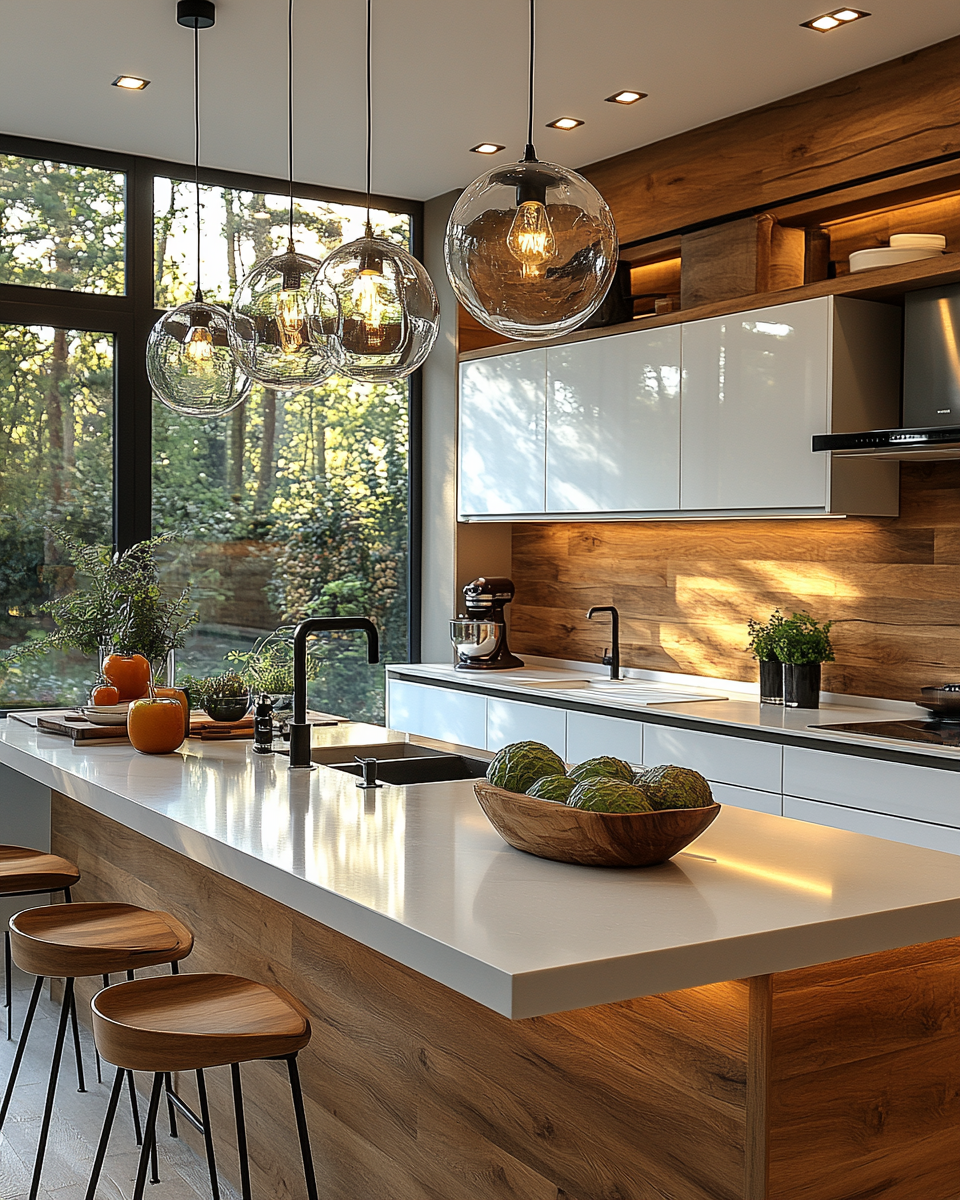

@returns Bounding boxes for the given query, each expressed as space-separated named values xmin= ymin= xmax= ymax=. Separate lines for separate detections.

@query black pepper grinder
xmin=253 ymin=693 xmax=274 ymax=754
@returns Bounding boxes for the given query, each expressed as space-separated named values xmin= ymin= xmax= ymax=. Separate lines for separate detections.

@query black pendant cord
xmin=287 ymin=0 xmax=295 ymax=245
xmin=364 ymin=0 xmax=372 ymax=235
xmin=523 ymin=0 xmax=536 ymax=162
xmin=193 ymin=22 xmax=203 ymax=302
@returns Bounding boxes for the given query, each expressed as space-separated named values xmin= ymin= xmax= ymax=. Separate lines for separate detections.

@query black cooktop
xmin=817 ymin=719 xmax=960 ymax=748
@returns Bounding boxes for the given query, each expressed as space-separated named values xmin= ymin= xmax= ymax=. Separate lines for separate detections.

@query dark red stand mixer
xmin=449 ymin=577 xmax=524 ymax=670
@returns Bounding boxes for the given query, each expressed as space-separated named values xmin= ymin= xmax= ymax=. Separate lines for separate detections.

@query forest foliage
xmin=0 ymin=154 xmax=409 ymax=719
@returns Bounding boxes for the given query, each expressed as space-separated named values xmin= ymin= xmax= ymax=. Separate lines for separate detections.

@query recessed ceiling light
xmin=546 ymin=117 xmax=583 ymax=131
xmin=112 ymin=75 xmax=150 ymax=90
xmin=801 ymin=8 xmax=870 ymax=31
xmin=605 ymin=90 xmax=647 ymax=105
xmin=470 ymin=143 xmax=505 ymax=155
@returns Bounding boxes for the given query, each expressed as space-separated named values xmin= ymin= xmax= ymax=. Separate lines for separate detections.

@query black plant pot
xmin=783 ymin=663 xmax=821 ymax=710
xmin=203 ymin=695 xmax=251 ymax=723
xmin=759 ymin=660 xmax=783 ymax=705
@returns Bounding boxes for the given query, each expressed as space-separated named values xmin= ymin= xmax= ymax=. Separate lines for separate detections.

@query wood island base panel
xmin=52 ymin=792 xmax=960 ymax=1200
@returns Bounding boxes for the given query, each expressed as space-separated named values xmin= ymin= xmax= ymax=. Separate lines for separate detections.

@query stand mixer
xmin=450 ymin=577 xmax=524 ymax=670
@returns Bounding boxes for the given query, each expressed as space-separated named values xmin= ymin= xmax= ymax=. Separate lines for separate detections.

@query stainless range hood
xmin=815 ymin=282 xmax=960 ymax=460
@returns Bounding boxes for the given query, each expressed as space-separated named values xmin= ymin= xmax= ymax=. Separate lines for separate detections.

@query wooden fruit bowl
xmin=474 ymin=782 xmax=721 ymax=867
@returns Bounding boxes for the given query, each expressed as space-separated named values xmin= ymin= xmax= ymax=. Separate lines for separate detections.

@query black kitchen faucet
xmin=586 ymin=605 xmax=620 ymax=680
xmin=288 ymin=617 xmax=380 ymax=768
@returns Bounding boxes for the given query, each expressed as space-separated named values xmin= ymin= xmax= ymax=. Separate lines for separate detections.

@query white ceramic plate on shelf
xmin=849 ymin=246 xmax=943 ymax=272
xmin=79 ymin=704 xmax=131 ymax=726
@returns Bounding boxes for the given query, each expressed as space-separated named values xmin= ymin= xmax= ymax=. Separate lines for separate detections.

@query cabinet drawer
xmin=642 ymin=725 xmax=782 ymax=792
xmin=387 ymin=681 xmax=486 ymax=749
xmin=565 ymin=711 xmax=643 ymax=766
xmin=710 ymin=782 xmax=781 ymax=816
xmin=783 ymin=796 xmax=960 ymax=855
xmin=783 ymin=747 xmax=960 ymax=827
xmin=486 ymin=699 xmax=566 ymax=759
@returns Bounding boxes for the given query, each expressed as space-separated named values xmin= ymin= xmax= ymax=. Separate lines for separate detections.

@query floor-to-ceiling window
xmin=0 ymin=139 xmax=420 ymax=719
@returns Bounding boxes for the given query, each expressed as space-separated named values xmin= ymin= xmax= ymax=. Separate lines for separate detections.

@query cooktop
xmin=817 ymin=719 xmax=960 ymax=748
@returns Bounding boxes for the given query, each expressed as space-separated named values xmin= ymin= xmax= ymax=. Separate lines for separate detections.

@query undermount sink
xmin=309 ymin=741 xmax=449 ymax=765
xmin=324 ymin=751 xmax=490 ymax=786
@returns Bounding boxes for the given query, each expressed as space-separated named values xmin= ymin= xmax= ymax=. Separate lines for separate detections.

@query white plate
xmin=889 ymin=233 xmax=947 ymax=250
xmin=79 ymin=706 xmax=130 ymax=726
xmin=849 ymin=246 xmax=943 ymax=272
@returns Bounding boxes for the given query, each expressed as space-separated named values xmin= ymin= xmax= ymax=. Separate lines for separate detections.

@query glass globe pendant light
xmin=146 ymin=1 xmax=252 ymax=417
xmin=319 ymin=0 xmax=439 ymax=382
xmin=228 ymin=0 xmax=341 ymax=390
xmin=443 ymin=0 xmax=619 ymax=342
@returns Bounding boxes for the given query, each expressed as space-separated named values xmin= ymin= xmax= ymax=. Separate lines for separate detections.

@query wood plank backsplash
xmin=510 ymin=463 xmax=960 ymax=701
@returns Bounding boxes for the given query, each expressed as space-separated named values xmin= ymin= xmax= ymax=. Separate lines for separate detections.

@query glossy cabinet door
xmin=565 ymin=711 xmax=643 ymax=765
xmin=387 ymin=680 xmax=487 ymax=749
xmin=546 ymin=328 xmax=681 ymax=512
xmin=680 ymin=298 xmax=830 ymax=510
xmin=486 ymin=698 xmax=566 ymax=758
xmin=458 ymin=350 xmax=546 ymax=516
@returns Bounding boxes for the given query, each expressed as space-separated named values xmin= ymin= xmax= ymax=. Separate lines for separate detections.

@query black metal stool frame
xmin=86 ymin=1052 xmax=319 ymax=1200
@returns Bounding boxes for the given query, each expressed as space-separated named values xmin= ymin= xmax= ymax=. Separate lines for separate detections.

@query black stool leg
xmin=127 ymin=1068 xmax=144 ymax=1145
xmin=0 ymin=974 xmax=43 ymax=1130
xmin=286 ymin=1055 xmax=319 ymax=1200
xmin=28 ymin=976 xmax=75 ymax=1200
xmin=84 ymin=1064 xmax=125 ymax=1200
xmin=95 ymin=974 xmax=109 ymax=1085
xmin=164 ymin=1072 xmax=179 ymax=1138
xmin=68 ymin=987 xmax=86 ymax=1092
xmin=230 ymin=1062 xmax=252 ymax=1200
xmin=131 ymin=1073 xmax=164 ymax=1200
xmin=196 ymin=1068 xmax=220 ymax=1200
xmin=4 ymin=930 xmax=11 ymax=1040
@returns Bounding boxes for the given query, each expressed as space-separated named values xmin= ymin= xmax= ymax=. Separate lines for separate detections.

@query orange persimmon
xmin=91 ymin=685 xmax=120 ymax=706
xmin=127 ymin=698 xmax=185 ymax=755
xmin=102 ymin=653 xmax=152 ymax=701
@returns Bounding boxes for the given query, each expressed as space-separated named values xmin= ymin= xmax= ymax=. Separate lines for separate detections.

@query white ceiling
xmin=0 ymin=1 xmax=957 ymax=203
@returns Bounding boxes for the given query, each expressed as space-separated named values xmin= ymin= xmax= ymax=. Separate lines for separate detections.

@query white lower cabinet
xmin=642 ymin=724 xmax=782 ymax=793
xmin=782 ymin=746 xmax=960 ymax=827
xmin=565 ymin=711 xmax=643 ymax=765
xmin=486 ymin=699 xmax=566 ymax=758
xmin=710 ymin=782 xmax=781 ymax=816
xmin=783 ymin=796 xmax=960 ymax=855
xmin=387 ymin=680 xmax=486 ymax=749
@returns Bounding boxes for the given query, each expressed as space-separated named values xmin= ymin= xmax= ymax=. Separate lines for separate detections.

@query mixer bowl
xmin=450 ymin=619 xmax=501 ymax=659
xmin=919 ymin=684 xmax=960 ymax=718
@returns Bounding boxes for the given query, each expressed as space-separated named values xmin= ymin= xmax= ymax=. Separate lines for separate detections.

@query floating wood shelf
xmin=458 ymin=250 xmax=960 ymax=362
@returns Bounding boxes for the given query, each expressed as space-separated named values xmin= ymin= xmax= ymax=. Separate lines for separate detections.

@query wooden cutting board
xmin=35 ymin=712 xmax=130 ymax=745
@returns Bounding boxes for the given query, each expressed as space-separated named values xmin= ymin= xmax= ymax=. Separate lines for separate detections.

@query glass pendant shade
xmin=147 ymin=300 xmax=252 ymax=417
xmin=321 ymin=232 xmax=440 ymax=382
xmin=228 ymin=245 xmax=342 ymax=389
xmin=444 ymin=157 xmax=618 ymax=341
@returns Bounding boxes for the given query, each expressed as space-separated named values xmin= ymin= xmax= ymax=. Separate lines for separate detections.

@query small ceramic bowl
xmin=202 ymin=695 xmax=251 ymax=723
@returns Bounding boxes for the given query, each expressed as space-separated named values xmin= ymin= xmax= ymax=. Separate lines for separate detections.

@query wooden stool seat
xmin=93 ymin=973 xmax=311 ymax=1072
xmin=0 ymin=846 xmax=80 ymax=895
xmin=9 ymin=903 xmax=193 ymax=979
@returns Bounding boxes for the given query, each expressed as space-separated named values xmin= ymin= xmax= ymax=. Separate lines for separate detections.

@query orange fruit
xmin=127 ymin=698 xmax=185 ymax=755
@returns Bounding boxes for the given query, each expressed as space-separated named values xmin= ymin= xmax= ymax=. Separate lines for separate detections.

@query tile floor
xmin=0 ymin=964 xmax=237 ymax=1200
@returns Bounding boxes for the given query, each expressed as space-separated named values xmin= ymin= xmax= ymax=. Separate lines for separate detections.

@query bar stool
xmin=0 ymin=845 xmax=80 ymax=1039
xmin=0 ymin=902 xmax=193 ymax=1200
xmin=88 ymin=973 xmax=319 ymax=1200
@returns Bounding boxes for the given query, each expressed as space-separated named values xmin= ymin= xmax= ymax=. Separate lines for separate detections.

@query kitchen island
xmin=1 ymin=717 xmax=958 ymax=1200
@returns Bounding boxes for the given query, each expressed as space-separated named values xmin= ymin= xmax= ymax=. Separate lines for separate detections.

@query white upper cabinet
xmin=680 ymin=298 xmax=831 ymax=510
xmin=679 ymin=296 xmax=900 ymax=514
xmin=459 ymin=349 xmax=546 ymax=516
xmin=546 ymin=328 xmax=681 ymax=512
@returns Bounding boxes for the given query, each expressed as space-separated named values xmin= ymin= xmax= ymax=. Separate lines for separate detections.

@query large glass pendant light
xmin=228 ymin=0 xmax=341 ymax=390
xmin=444 ymin=0 xmax=618 ymax=342
xmin=320 ymin=0 xmax=439 ymax=382
xmin=146 ymin=0 xmax=252 ymax=417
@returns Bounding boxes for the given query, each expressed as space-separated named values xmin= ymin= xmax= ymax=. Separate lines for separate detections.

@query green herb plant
xmin=746 ymin=609 xmax=785 ymax=661
xmin=178 ymin=671 xmax=248 ymax=708
xmin=224 ymin=627 xmax=322 ymax=696
xmin=771 ymin=612 xmax=835 ymax=665
xmin=1 ymin=531 xmax=198 ymax=676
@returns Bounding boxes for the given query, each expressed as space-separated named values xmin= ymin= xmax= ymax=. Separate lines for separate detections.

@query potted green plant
xmin=770 ymin=612 xmax=835 ymax=709
xmin=1 ymin=532 xmax=198 ymax=688
xmin=180 ymin=672 xmax=251 ymax=723
xmin=746 ymin=609 xmax=786 ymax=705
xmin=224 ymin=627 xmax=322 ymax=719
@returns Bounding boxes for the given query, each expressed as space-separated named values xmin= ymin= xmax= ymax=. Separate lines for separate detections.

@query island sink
xmin=326 ymin=751 xmax=489 ymax=786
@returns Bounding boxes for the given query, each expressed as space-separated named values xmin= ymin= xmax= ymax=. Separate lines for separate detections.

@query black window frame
xmin=0 ymin=133 xmax=423 ymax=661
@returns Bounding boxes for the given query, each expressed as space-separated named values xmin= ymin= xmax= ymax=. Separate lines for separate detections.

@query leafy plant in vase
xmin=179 ymin=672 xmax=250 ymax=724
xmin=224 ymin=627 xmax=323 ymax=721
xmin=746 ymin=609 xmax=786 ymax=705
xmin=748 ymin=610 xmax=834 ymax=709
xmin=0 ymin=531 xmax=198 ymax=702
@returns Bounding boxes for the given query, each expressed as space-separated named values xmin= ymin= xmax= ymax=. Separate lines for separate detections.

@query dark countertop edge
xmin=385 ymin=669 xmax=960 ymax=774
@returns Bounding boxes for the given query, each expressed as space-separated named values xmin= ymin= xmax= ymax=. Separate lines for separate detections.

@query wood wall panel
xmin=581 ymin=37 xmax=960 ymax=245
xmin=510 ymin=464 xmax=960 ymax=700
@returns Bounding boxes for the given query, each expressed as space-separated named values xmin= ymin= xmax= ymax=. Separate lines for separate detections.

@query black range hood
xmin=815 ymin=281 xmax=960 ymax=460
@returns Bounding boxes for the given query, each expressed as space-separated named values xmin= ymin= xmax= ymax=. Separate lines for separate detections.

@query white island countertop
xmin=2 ymin=717 xmax=960 ymax=1019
